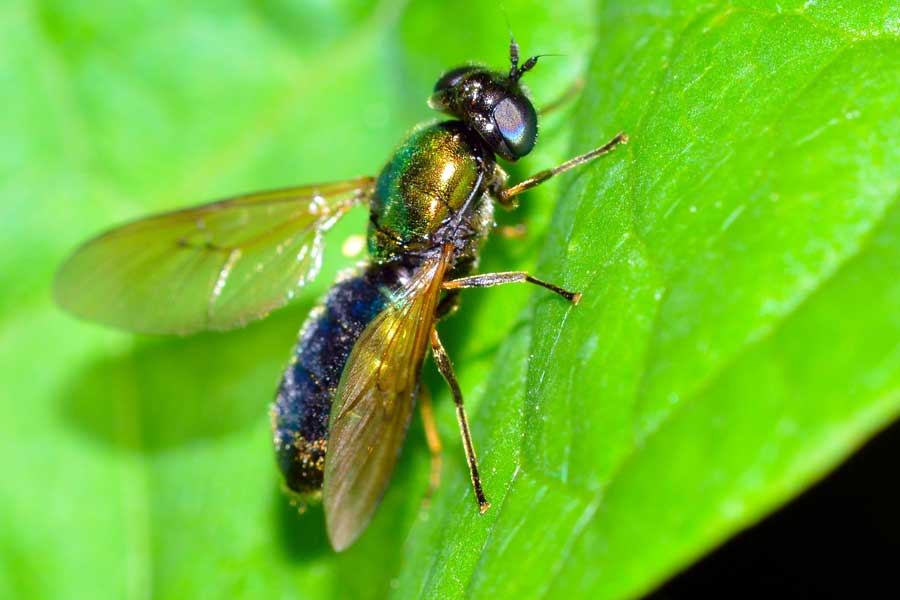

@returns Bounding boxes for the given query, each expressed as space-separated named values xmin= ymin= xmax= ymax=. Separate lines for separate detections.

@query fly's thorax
xmin=446 ymin=188 xmax=494 ymax=275
xmin=368 ymin=121 xmax=495 ymax=262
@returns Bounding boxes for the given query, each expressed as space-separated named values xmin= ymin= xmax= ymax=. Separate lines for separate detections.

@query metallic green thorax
xmin=368 ymin=121 xmax=493 ymax=262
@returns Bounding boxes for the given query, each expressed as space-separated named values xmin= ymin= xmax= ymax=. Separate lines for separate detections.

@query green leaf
xmin=2 ymin=1 xmax=899 ymax=599
xmin=396 ymin=1 xmax=900 ymax=598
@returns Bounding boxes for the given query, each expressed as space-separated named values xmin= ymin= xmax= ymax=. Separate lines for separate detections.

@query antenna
xmin=499 ymin=4 xmax=555 ymax=81
xmin=500 ymin=3 xmax=521 ymax=78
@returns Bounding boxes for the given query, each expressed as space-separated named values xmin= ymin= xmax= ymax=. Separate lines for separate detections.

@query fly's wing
xmin=323 ymin=245 xmax=453 ymax=551
xmin=55 ymin=177 xmax=374 ymax=334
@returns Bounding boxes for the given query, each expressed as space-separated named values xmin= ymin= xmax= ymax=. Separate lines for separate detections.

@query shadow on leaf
xmin=272 ymin=486 xmax=331 ymax=561
xmin=58 ymin=302 xmax=314 ymax=452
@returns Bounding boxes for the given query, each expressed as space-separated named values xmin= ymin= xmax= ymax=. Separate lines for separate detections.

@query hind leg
xmin=418 ymin=383 xmax=443 ymax=507
xmin=430 ymin=329 xmax=490 ymax=513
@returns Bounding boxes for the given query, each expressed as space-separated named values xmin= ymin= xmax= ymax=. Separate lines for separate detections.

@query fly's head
xmin=429 ymin=40 xmax=540 ymax=162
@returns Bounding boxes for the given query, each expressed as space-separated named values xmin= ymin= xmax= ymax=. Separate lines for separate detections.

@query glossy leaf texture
xmin=395 ymin=1 xmax=900 ymax=598
xmin=2 ymin=0 xmax=899 ymax=599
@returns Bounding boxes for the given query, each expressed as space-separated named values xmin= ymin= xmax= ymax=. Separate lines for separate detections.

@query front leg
xmin=538 ymin=77 xmax=585 ymax=117
xmin=494 ymin=132 xmax=628 ymax=208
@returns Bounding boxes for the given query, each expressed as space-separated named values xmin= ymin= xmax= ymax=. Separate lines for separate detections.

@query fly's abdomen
xmin=271 ymin=263 xmax=405 ymax=493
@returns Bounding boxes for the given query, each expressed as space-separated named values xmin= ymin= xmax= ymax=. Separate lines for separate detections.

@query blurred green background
xmin=2 ymin=0 xmax=900 ymax=599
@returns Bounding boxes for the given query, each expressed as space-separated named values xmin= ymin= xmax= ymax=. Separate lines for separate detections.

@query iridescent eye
xmin=493 ymin=96 xmax=537 ymax=158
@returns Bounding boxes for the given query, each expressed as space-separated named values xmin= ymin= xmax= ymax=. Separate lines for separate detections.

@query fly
xmin=55 ymin=38 xmax=627 ymax=551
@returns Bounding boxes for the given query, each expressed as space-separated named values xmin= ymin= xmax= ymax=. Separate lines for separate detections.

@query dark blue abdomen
xmin=271 ymin=262 xmax=410 ymax=493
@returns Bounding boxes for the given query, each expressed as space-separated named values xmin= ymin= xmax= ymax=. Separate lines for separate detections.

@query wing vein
xmin=55 ymin=178 xmax=374 ymax=334
xmin=323 ymin=245 xmax=453 ymax=550
xmin=208 ymin=248 xmax=242 ymax=321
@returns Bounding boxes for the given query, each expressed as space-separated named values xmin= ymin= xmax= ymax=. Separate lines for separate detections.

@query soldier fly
xmin=55 ymin=38 xmax=627 ymax=551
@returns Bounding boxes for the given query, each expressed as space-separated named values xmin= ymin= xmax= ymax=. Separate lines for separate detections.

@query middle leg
xmin=443 ymin=271 xmax=582 ymax=305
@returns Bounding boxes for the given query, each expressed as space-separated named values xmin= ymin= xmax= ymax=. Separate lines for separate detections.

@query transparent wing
xmin=55 ymin=177 xmax=374 ymax=334
xmin=323 ymin=246 xmax=453 ymax=551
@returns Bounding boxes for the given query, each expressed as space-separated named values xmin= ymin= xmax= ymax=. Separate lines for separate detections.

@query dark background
xmin=650 ymin=418 xmax=900 ymax=598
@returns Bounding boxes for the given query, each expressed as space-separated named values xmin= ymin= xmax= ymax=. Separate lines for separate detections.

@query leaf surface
xmin=2 ymin=1 xmax=899 ymax=599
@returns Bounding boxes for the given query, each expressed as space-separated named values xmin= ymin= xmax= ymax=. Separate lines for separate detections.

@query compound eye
xmin=493 ymin=96 xmax=537 ymax=158
xmin=433 ymin=65 xmax=479 ymax=92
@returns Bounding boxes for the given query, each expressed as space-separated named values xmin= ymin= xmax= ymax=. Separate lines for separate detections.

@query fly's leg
xmin=435 ymin=289 xmax=460 ymax=320
xmin=430 ymin=329 xmax=490 ymax=514
xmin=418 ymin=383 xmax=443 ymax=507
xmin=494 ymin=223 xmax=528 ymax=239
xmin=443 ymin=272 xmax=582 ymax=305
xmin=495 ymin=132 xmax=628 ymax=208
xmin=538 ymin=77 xmax=584 ymax=117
